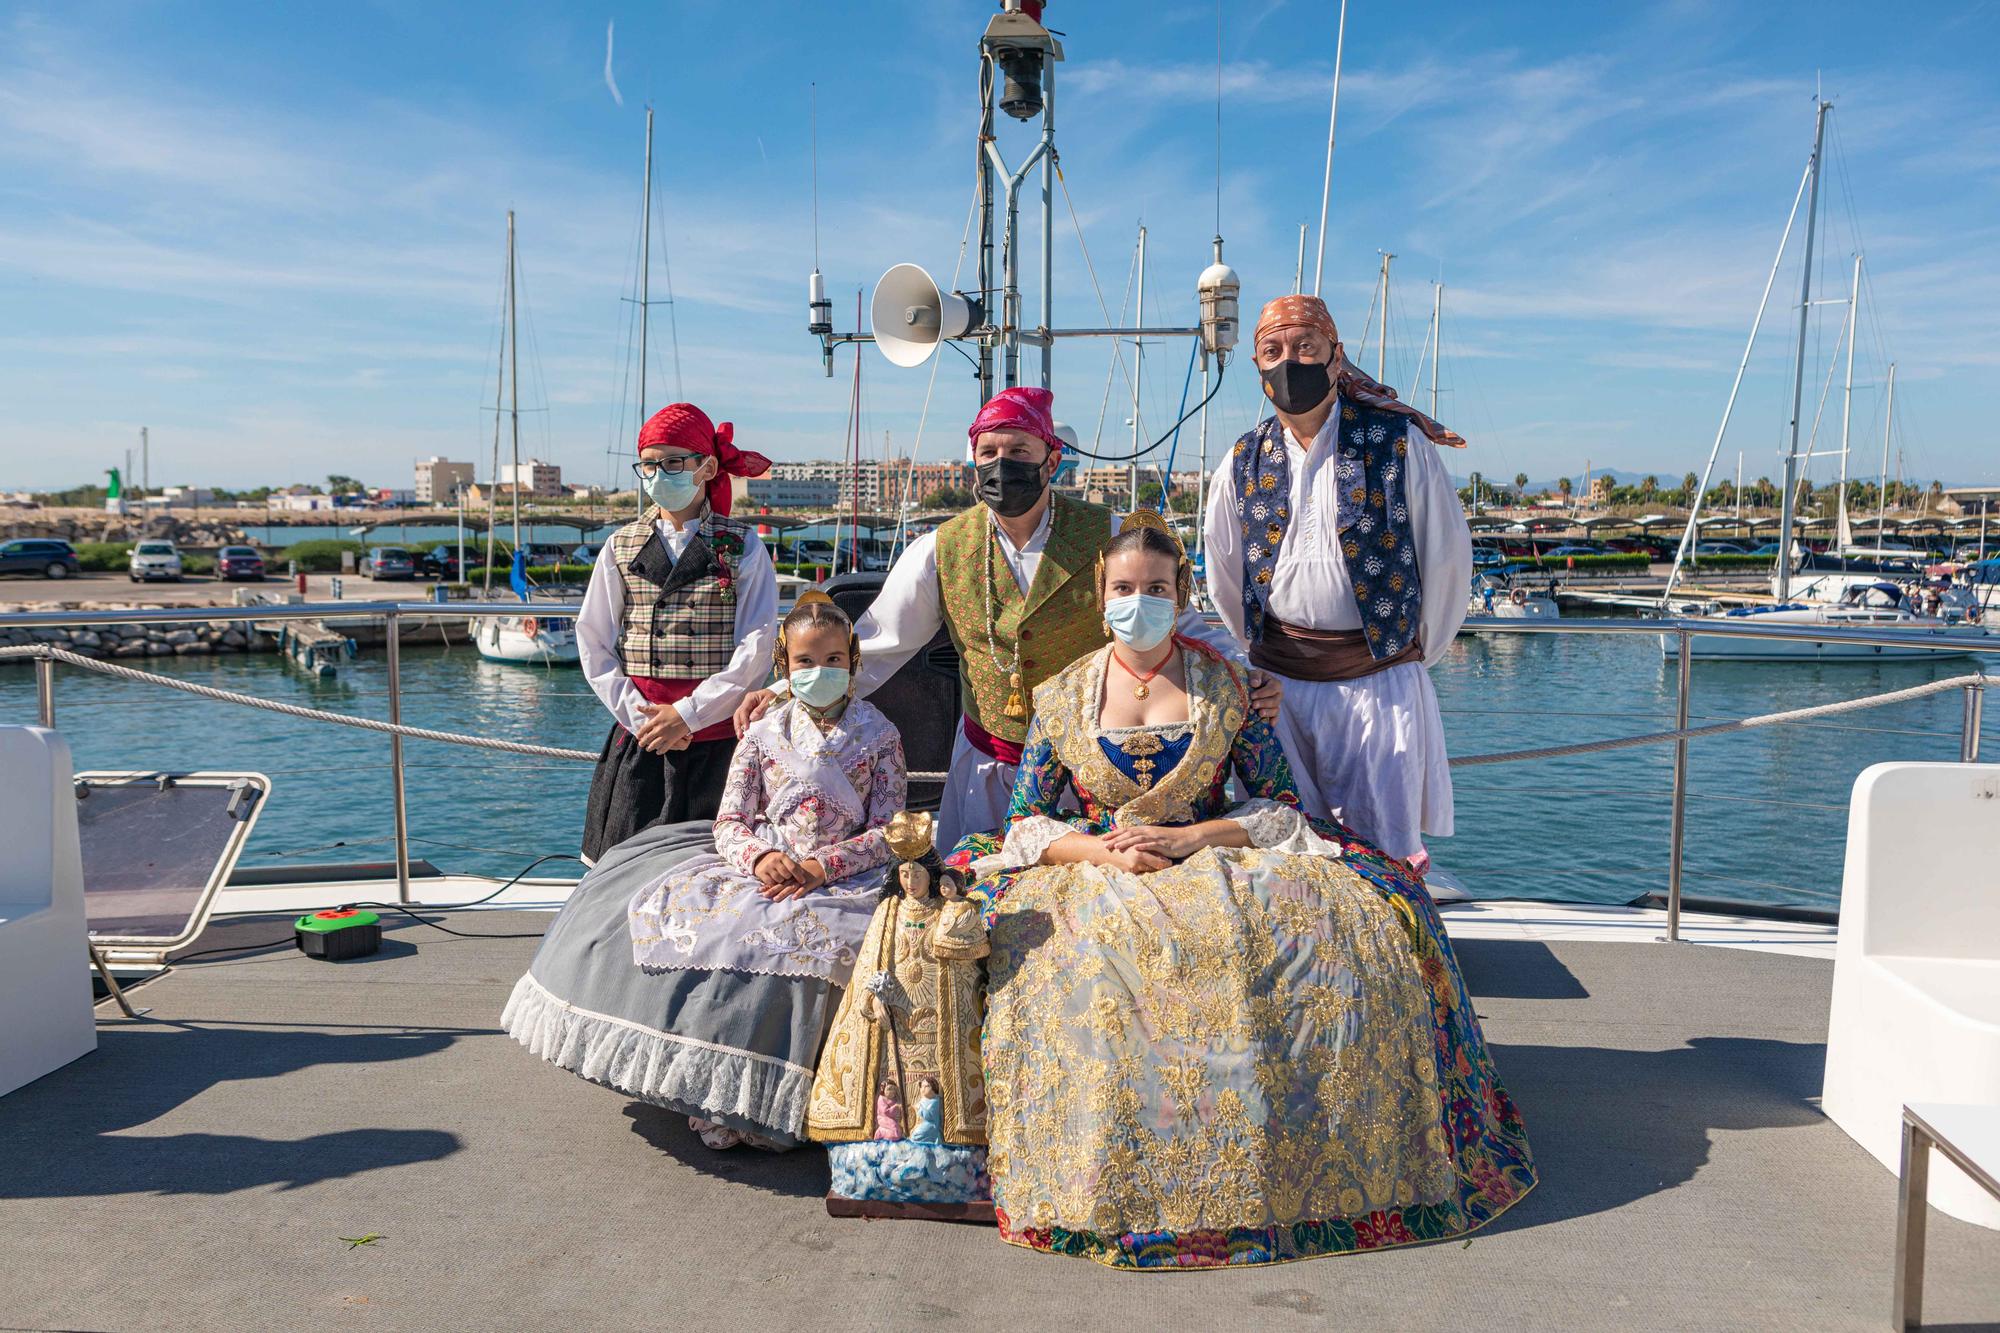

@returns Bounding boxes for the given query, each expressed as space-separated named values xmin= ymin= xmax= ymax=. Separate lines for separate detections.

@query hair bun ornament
xmin=792 ymin=588 xmax=839 ymax=612
xmin=1118 ymin=509 xmax=1185 ymax=551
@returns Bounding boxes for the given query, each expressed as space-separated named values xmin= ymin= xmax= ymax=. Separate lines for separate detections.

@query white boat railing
xmin=1 ymin=602 xmax=1990 ymax=941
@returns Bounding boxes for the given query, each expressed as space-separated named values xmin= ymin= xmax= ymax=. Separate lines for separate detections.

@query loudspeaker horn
xmin=872 ymin=263 xmax=976 ymax=368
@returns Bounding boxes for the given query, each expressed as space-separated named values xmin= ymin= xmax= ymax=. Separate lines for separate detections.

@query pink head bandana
xmin=967 ymin=385 xmax=1062 ymax=457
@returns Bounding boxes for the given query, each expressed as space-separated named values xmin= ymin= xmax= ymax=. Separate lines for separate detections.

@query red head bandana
xmin=967 ymin=385 xmax=1062 ymax=457
xmin=637 ymin=403 xmax=772 ymax=516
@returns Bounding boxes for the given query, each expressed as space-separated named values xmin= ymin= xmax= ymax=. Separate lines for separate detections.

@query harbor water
xmin=2 ymin=626 xmax=1990 ymax=908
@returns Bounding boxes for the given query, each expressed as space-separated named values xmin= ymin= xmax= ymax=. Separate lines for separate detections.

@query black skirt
xmin=580 ymin=724 xmax=736 ymax=864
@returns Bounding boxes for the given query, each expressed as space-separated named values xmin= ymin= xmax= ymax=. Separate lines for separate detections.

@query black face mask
xmin=976 ymin=457 xmax=1047 ymax=518
xmin=1259 ymin=358 xmax=1333 ymax=415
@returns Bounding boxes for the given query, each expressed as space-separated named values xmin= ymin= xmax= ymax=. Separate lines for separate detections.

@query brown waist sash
xmin=1249 ymin=615 xmax=1423 ymax=683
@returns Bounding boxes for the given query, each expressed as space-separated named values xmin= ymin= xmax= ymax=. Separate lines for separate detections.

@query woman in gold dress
xmin=948 ymin=514 xmax=1534 ymax=1268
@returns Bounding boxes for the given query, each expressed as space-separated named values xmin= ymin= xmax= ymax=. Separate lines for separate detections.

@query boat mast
xmin=1430 ymin=282 xmax=1442 ymax=418
xmin=508 ymin=209 xmax=521 ymax=568
xmin=1838 ymin=253 xmax=1861 ymax=570
xmin=637 ymin=107 xmax=653 ymax=519
xmin=1774 ymin=99 xmax=1831 ymax=603
xmin=1376 ymin=251 xmax=1394 ymax=382
xmin=484 ymin=222 xmax=506 ymax=597
xmin=1129 ymin=224 xmax=1147 ymax=510
xmin=1876 ymin=361 xmax=1896 ymax=547
xmin=1310 ymin=0 xmax=1348 ymax=296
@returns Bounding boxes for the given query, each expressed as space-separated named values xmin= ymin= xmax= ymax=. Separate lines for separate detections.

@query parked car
xmin=129 ymin=540 xmax=184 ymax=582
xmin=0 ymin=538 xmax=81 ymax=580
xmin=787 ymin=539 xmax=837 ymax=566
xmin=570 ymin=542 xmax=603 ymax=566
xmin=1472 ymin=546 xmax=1508 ymax=570
xmin=420 ymin=544 xmax=475 ymax=580
xmin=1541 ymin=544 xmax=1602 ymax=559
xmin=361 ymin=546 xmax=417 ymax=580
xmin=1695 ymin=541 xmax=1748 ymax=555
xmin=1748 ymin=542 xmax=1784 ymax=556
xmin=216 ymin=545 xmax=266 ymax=581
xmin=522 ymin=543 xmax=573 ymax=568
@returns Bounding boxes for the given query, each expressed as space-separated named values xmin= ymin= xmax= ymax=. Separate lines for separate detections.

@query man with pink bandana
xmin=738 ymin=386 xmax=1278 ymax=848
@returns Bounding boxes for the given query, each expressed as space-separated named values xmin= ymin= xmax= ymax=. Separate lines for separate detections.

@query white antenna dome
xmin=1197 ymin=255 xmax=1240 ymax=359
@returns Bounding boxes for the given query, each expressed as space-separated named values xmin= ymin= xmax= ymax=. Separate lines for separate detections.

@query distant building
xmin=566 ymin=482 xmax=604 ymax=501
xmin=150 ymin=486 xmax=215 ymax=509
xmin=746 ymin=474 xmax=840 ymax=509
xmin=271 ymin=489 xmax=336 ymax=513
xmin=1588 ymin=475 xmax=1615 ymax=506
xmin=373 ymin=488 xmax=417 ymax=506
xmin=466 ymin=481 xmax=540 ymax=508
xmin=894 ymin=461 xmax=974 ymax=507
xmin=414 ymin=457 xmax=475 ymax=505
xmin=499 ymin=459 xmax=563 ymax=498
xmin=1942 ymin=485 xmax=1998 ymax=517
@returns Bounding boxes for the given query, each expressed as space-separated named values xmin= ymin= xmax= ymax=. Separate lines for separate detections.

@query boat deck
xmin=4 ymin=908 xmax=1998 ymax=1331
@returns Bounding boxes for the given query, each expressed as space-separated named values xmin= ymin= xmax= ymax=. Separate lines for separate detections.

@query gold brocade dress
xmin=949 ymin=642 xmax=1535 ymax=1269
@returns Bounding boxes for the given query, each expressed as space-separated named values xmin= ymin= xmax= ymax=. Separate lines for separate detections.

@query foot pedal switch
xmin=294 ymin=909 xmax=383 ymax=960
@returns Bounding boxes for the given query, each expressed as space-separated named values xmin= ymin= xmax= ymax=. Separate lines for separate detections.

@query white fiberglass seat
xmin=0 ymin=727 xmax=96 ymax=1097
xmin=1823 ymin=761 xmax=2000 ymax=1229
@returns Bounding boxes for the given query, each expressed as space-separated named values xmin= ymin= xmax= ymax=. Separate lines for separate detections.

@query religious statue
xmin=806 ymin=811 xmax=993 ymax=1220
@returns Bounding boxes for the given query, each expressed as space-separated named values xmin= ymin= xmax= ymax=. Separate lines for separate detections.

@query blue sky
xmin=2 ymin=0 xmax=1996 ymax=495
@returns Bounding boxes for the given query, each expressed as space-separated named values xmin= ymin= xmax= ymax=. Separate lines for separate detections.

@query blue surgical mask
xmin=789 ymin=666 xmax=851 ymax=709
xmin=644 ymin=467 xmax=702 ymax=513
xmin=1103 ymin=593 xmax=1178 ymax=652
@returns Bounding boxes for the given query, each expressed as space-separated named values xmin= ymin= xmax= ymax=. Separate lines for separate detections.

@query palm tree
xmin=1514 ymin=472 xmax=1529 ymax=497
xmin=1640 ymin=475 xmax=1659 ymax=498
xmin=1557 ymin=477 xmax=1574 ymax=507
xmin=1681 ymin=471 xmax=1699 ymax=503
xmin=1754 ymin=476 xmax=1775 ymax=507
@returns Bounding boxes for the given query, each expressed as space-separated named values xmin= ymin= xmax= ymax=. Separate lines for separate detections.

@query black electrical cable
xmin=169 ymin=852 xmax=584 ymax=961
xmin=1059 ymin=359 xmax=1227 ymax=465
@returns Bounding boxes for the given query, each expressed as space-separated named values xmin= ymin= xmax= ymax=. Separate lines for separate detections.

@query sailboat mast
xmin=508 ymin=209 xmax=521 ymax=562
xmin=1310 ymin=0 xmax=1348 ymax=296
xmin=1838 ymin=253 xmax=1861 ymax=567
xmin=1876 ymin=362 xmax=1896 ymax=547
xmin=638 ymin=108 xmax=654 ymax=519
xmin=1430 ymin=283 xmax=1442 ymax=419
xmin=1774 ymin=99 xmax=1830 ymax=603
xmin=484 ymin=221 xmax=507 ymax=597
xmin=1130 ymin=224 xmax=1147 ymax=511
xmin=1376 ymin=251 xmax=1394 ymax=382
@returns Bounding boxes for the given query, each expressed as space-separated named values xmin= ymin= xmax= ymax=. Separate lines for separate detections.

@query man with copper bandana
xmin=1204 ymin=295 xmax=1472 ymax=873
xmin=737 ymin=385 xmax=1279 ymax=851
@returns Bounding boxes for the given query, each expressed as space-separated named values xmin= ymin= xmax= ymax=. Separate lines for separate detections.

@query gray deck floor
xmin=3 ymin=913 xmax=1997 ymax=1332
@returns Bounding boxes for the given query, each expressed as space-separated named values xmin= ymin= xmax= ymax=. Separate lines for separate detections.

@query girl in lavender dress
xmin=505 ymin=593 xmax=905 ymax=1150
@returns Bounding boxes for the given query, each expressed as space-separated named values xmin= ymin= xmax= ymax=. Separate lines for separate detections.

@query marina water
xmin=4 ymin=626 xmax=1990 ymax=906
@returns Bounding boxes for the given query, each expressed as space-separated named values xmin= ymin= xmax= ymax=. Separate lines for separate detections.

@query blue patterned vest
xmin=1230 ymin=398 xmax=1423 ymax=661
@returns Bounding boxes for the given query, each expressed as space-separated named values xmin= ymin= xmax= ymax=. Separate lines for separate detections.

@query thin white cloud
xmin=603 ymin=21 xmax=623 ymax=107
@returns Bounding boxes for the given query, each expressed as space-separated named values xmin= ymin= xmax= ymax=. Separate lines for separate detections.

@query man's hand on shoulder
xmin=733 ymin=688 xmax=777 ymax=736
xmin=1247 ymin=670 xmax=1283 ymax=722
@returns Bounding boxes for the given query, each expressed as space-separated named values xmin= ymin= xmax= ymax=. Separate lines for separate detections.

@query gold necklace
xmin=1110 ymin=649 xmax=1169 ymax=700
xmin=981 ymin=516 xmax=1028 ymax=718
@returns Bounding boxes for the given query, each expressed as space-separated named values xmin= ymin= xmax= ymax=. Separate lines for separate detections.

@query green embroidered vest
xmin=934 ymin=492 xmax=1113 ymax=744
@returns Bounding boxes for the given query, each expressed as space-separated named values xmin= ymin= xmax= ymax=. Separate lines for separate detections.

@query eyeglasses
xmin=632 ymin=457 xmax=705 ymax=481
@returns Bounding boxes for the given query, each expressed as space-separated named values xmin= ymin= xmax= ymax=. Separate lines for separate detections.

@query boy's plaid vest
xmin=933 ymin=492 xmax=1113 ymax=745
xmin=608 ymin=509 xmax=751 ymax=679
xmin=1231 ymin=400 xmax=1423 ymax=661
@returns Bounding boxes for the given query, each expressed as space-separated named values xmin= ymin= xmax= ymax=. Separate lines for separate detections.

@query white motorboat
xmin=1469 ymin=569 xmax=1561 ymax=622
xmin=474 ymin=611 xmax=579 ymax=665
